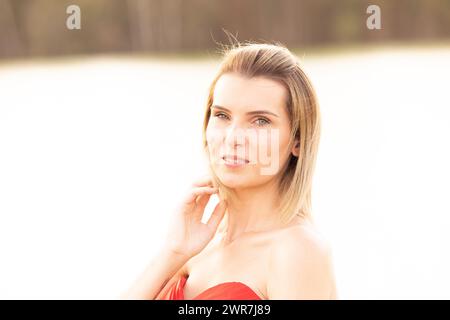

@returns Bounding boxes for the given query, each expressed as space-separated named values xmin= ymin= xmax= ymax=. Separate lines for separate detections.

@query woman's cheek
xmin=257 ymin=128 xmax=283 ymax=175
xmin=206 ymin=127 xmax=223 ymax=162
xmin=206 ymin=125 xmax=216 ymax=143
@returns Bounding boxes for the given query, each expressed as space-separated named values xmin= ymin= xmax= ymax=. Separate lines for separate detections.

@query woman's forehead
xmin=213 ymin=73 xmax=287 ymax=115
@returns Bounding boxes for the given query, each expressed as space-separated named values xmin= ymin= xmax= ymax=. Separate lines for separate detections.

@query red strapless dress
xmin=160 ymin=275 xmax=263 ymax=300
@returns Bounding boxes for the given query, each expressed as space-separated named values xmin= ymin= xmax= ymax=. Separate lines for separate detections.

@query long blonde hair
xmin=202 ymin=41 xmax=321 ymax=226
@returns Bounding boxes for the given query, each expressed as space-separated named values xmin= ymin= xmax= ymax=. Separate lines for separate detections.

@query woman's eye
xmin=212 ymin=112 xmax=270 ymax=126
xmin=214 ymin=112 xmax=229 ymax=120
xmin=255 ymin=117 xmax=271 ymax=126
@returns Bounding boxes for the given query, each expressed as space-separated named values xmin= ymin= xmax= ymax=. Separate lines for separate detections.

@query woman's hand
xmin=162 ymin=176 xmax=227 ymax=259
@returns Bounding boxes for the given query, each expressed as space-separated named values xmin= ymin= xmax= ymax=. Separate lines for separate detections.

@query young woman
xmin=122 ymin=42 xmax=337 ymax=300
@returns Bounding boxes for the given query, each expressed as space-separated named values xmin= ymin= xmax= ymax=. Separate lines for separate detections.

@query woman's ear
xmin=291 ymin=139 xmax=300 ymax=157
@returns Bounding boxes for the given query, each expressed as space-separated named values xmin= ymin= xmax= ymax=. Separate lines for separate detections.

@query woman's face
xmin=206 ymin=72 xmax=299 ymax=190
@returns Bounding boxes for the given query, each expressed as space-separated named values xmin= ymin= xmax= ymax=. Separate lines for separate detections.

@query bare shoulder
xmin=277 ymin=221 xmax=332 ymax=257
xmin=267 ymin=221 xmax=336 ymax=299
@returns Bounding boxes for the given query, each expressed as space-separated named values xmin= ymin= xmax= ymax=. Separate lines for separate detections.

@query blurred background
xmin=1 ymin=0 xmax=450 ymax=58
xmin=0 ymin=0 xmax=449 ymax=299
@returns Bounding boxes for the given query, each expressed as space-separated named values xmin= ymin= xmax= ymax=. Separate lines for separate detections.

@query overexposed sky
xmin=0 ymin=46 xmax=449 ymax=299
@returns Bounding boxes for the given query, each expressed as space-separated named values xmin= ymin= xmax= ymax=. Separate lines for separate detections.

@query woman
xmin=122 ymin=42 xmax=337 ymax=300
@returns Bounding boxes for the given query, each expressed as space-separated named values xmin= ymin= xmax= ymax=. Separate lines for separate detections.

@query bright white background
xmin=1 ymin=45 xmax=449 ymax=299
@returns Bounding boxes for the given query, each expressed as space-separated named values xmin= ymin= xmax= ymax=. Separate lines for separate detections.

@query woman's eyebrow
xmin=211 ymin=105 xmax=279 ymax=118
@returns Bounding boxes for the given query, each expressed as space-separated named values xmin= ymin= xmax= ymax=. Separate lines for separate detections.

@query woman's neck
xmin=219 ymin=179 xmax=283 ymax=244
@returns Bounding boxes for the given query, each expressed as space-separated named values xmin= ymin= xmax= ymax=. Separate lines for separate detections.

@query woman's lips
xmin=222 ymin=155 xmax=249 ymax=167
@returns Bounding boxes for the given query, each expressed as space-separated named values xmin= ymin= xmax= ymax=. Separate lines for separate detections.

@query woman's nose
xmin=224 ymin=123 xmax=247 ymax=148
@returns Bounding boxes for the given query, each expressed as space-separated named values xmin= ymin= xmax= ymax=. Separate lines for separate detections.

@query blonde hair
xmin=202 ymin=40 xmax=321 ymax=226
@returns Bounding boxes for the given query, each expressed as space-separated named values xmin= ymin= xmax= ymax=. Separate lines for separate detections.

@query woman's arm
xmin=120 ymin=175 xmax=227 ymax=300
xmin=120 ymin=249 xmax=189 ymax=300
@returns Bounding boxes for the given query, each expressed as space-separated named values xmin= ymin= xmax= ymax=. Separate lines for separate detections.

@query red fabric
xmin=161 ymin=275 xmax=262 ymax=300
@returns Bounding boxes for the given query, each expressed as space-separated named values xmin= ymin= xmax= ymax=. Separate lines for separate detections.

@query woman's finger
xmin=184 ymin=186 xmax=218 ymax=205
xmin=195 ymin=191 xmax=213 ymax=209
xmin=191 ymin=175 xmax=213 ymax=188
xmin=206 ymin=200 xmax=227 ymax=231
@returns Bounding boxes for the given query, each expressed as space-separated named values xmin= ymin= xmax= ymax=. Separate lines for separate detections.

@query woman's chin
xmin=216 ymin=175 xmax=250 ymax=189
